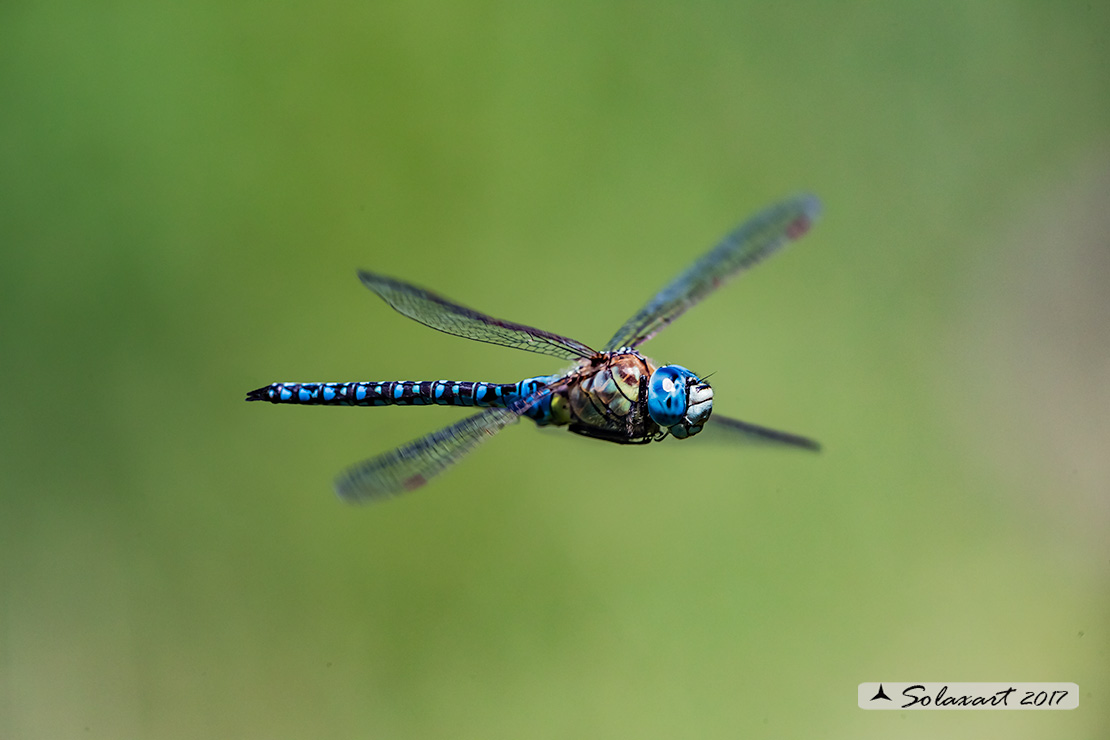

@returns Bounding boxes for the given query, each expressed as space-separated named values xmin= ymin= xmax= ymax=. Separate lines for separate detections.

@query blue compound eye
xmin=647 ymin=365 xmax=692 ymax=427
xmin=647 ymin=365 xmax=714 ymax=437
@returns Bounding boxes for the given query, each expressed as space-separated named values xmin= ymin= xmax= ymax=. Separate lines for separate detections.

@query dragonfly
xmin=247 ymin=194 xmax=822 ymax=502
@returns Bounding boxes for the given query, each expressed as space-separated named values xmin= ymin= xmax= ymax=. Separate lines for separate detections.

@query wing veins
xmin=360 ymin=271 xmax=595 ymax=361
xmin=605 ymin=194 xmax=821 ymax=350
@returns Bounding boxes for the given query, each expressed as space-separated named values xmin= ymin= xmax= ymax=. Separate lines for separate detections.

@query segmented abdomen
xmin=246 ymin=380 xmax=516 ymax=407
xmin=246 ymin=376 xmax=556 ymax=411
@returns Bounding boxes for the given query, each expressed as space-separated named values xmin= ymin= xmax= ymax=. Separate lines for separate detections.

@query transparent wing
xmin=604 ymin=194 xmax=821 ymax=351
xmin=333 ymin=381 xmax=562 ymax=502
xmin=360 ymin=271 xmax=595 ymax=360
xmin=334 ymin=405 xmax=523 ymax=503
xmin=702 ymin=414 xmax=820 ymax=452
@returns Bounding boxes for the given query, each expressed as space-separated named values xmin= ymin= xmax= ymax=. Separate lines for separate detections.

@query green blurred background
xmin=2 ymin=2 xmax=1107 ymax=738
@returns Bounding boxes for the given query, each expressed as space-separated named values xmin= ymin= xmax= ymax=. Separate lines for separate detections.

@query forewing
xmin=604 ymin=194 xmax=821 ymax=350
xmin=702 ymin=414 xmax=820 ymax=452
xmin=334 ymin=406 xmax=523 ymax=502
xmin=360 ymin=271 xmax=594 ymax=360
xmin=333 ymin=380 xmax=564 ymax=502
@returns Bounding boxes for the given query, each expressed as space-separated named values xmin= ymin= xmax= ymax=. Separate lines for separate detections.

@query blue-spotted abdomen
xmin=247 ymin=380 xmax=518 ymax=407
xmin=246 ymin=375 xmax=564 ymax=417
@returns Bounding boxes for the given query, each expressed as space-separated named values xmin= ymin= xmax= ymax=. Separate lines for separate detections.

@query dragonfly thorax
xmin=647 ymin=365 xmax=713 ymax=439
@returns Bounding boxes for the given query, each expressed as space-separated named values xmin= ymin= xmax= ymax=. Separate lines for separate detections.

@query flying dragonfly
xmin=247 ymin=194 xmax=822 ymax=502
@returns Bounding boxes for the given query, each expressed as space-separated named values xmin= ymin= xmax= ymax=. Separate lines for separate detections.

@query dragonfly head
xmin=647 ymin=365 xmax=713 ymax=439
